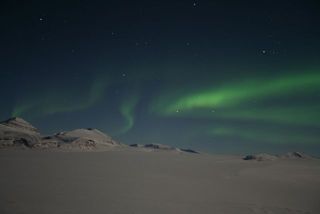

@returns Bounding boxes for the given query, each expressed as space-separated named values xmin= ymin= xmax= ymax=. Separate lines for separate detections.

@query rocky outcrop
xmin=1 ymin=117 xmax=39 ymax=133
xmin=130 ymin=143 xmax=199 ymax=154
xmin=0 ymin=117 xmax=41 ymax=149
xmin=243 ymin=153 xmax=278 ymax=161
xmin=180 ymin=148 xmax=199 ymax=154
xmin=44 ymin=128 xmax=120 ymax=150
xmin=0 ymin=117 xmax=119 ymax=151
xmin=279 ymin=152 xmax=312 ymax=160
xmin=243 ymin=152 xmax=314 ymax=161
xmin=1 ymin=117 xmax=197 ymax=152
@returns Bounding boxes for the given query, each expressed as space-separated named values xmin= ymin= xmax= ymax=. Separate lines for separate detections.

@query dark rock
xmin=243 ymin=153 xmax=278 ymax=161
xmin=1 ymin=117 xmax=39 ymax=133
xmin=180 ymin=149 xmax=199 ymax=154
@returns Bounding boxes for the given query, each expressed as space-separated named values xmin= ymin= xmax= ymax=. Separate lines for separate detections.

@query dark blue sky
xmin=1 ymin=0 xmax=320 ymax=154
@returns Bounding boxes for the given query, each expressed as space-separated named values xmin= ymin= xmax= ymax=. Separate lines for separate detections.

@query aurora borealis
xmin=11 ymin=75 xmax=108 ymax=118
xmin=1 ymin=1 xmax=320 ymax=154
xmin=119 ymin=94 xmax=139 ymax=134
xmin=151 ymin=70 xmax=320 ymax=127
xmin=152 ymin=71 xmax=320 ymax=115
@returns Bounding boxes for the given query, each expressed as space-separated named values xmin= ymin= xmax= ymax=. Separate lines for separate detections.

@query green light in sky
xmin=154 ymin=106 xmax=320 ymax=126
xmin=118 ymin=94 xmax=139 ymax=134
xmin=216 ymin=106 xmax=320 ymax=126
xmin=150 ymin=71 xmax=320 ymax=126
xmin=152 ymin=71 xmax=320 ymax=115
xmin=211 ymin=126 xmax=319 ymax=145
xmin=12 ymin=103 xmax=34 ymax=118
xmin=12 ymin=77 xmax=108 ymax=118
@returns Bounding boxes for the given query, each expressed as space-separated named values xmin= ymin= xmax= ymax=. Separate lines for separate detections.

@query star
xmin=122 ymin=73 xmax=127 ymax=77
xmin=39 ymin=17 xmax=44 ymax=21
xmin=261 ymin=49 xmax=267 ymax=54
xmin=193 ymin=2 xmax=197 ymax=7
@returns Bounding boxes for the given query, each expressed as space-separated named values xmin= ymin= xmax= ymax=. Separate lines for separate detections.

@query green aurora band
xmin=152 ymin=71 xmax=320 ymax=115
xmin=151 ymin=106 xmax=320 ymax=126
xmin=215 ymin=106 xmax=320 ymax=126
xmin=211 ymin=126 xmax=319 ymax=145
xmin=151 ymin=71 xmax=320 ymax=144
xmin=12 ymin=77 xmax=108 ymax=118
xmin=118 ymin=94 xmax=139 ymax=134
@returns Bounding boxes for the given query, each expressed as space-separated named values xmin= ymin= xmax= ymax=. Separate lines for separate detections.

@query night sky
xmin=1 ymin=0 xmax=320 ymax=154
